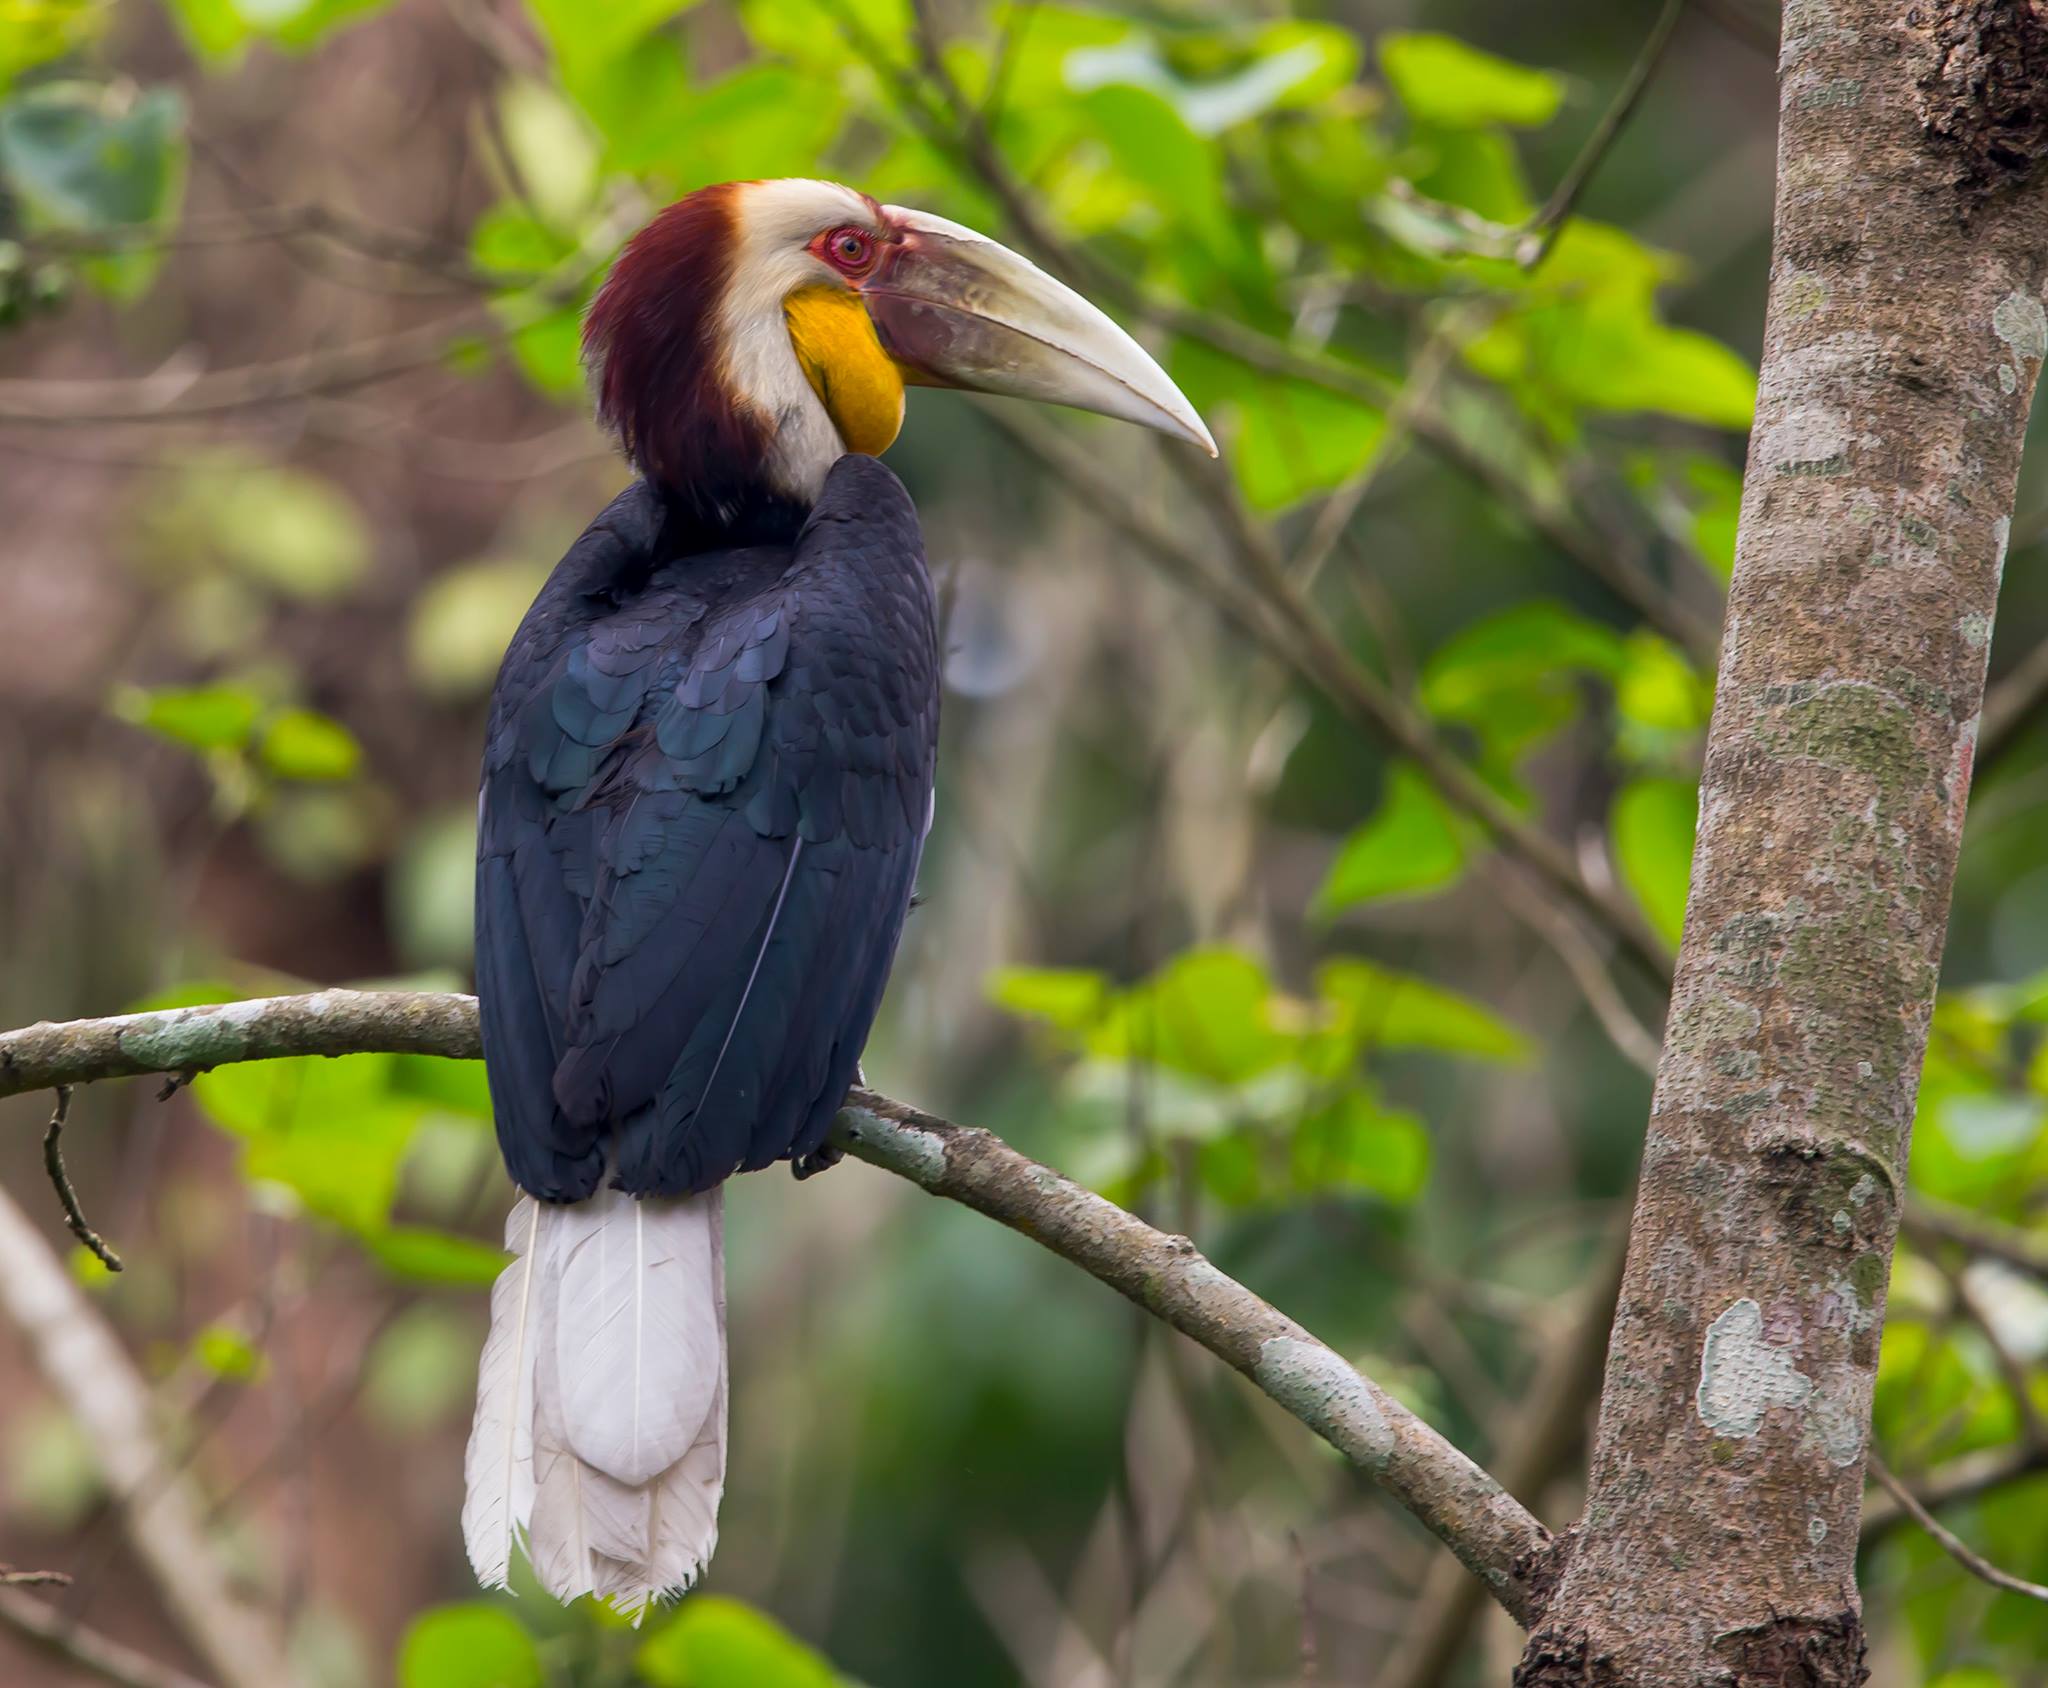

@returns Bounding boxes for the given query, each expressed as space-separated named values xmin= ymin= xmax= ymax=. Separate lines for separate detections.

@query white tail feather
xmin=461 ymin=1196 xmax=542 ymax=1588
xmin=464 ymin=1185 xmax=727 ymax=1616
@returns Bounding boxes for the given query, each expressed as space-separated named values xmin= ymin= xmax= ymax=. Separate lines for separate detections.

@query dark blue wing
xmin=476 ymin=457 xmax=938 ymax=1200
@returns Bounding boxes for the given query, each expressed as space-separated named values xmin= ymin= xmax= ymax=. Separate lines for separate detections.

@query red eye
xmin=820 ymin=226 xmax=878 ymax=278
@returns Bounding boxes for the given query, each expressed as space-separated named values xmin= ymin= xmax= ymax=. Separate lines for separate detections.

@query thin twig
xmin=0 ymin=1567 xmax=71 ymax=1588
xmin=0 ymin=990 xmax=1554 ymax=1624
xmin=1867 ymin=1452 xmax=2048 ymax=1603
xmin=0 ymin=1588 xmax=214 ymax=1688
xmin=1861 ymin=1440 xmax=2048 ymax=1545
xmin=1905 ymin=1198 xmax=2048 ymax=1286
xmin=1489 ymin=860 xmax=1665 ymax=1077
xmin=1928 ymin=1251 xmax=2048 ymax=1448
xmin=0 ymin=199 xmax=638 ymax=429
xmin=1517 ymin=0 xmax=1690 ymax=270
xmin=42 ymin=1086 xmax=121 ymax=1271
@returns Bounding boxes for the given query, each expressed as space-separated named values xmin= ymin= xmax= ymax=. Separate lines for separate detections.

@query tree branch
xmin=1866 ymin=1453 xmax=2048 ymax=1604
xmin=0 ymin=1588 xmax=215 ymax=1688
xmin=0 ymin=991 xmax=1553 ymax=1625
xmin=1515 ymin=0 xmax=1690 ymax=270
xmin=1860 ymin=1439 xmax=2048 ymax=1546
xmin=1905 ymin=1198 xmax=2048 ymax=1287
xmin=0 ymin=1183 xmax=291 ymax=1688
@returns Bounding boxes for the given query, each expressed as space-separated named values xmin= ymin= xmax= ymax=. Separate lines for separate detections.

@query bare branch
xmin=0 ymin=1184 xmax=292 ymax=1688
xmin=42 ymin=1086 xmax=122 ymax=1271
xmin=0 ymin=1588 xmax=214 ymax=1688
xmin=0 ymin=992 xmax=1553 ymax=1624
xmin=0 ymin=1567 xmax=71 ymax=1588
xmin=1905 ymin=1198 xmax=2048 ymax=1287
xmin=1867 ymin=1452 xmax=2048 ymax=1604
xmin=1516 ymin=0 xmax=1689 ymax=270
xmin=0 ymin=312 xmax=486 ymax=427
xmin=1861 ymin=1440 xmax=2048 ymax=1546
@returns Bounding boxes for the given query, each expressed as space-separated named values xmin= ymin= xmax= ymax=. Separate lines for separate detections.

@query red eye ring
xmin=818 ymin=225 xmax=880 ymax=279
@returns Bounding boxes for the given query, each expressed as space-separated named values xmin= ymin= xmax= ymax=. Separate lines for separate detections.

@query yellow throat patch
xmin=784 ymin=286 xmax=906 ymax=457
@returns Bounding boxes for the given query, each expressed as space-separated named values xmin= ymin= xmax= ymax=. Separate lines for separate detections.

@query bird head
xmin=583 ymin=178 xmax=1216 ymax=521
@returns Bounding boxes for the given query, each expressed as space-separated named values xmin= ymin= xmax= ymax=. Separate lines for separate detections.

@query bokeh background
xmin=1 ymin=1 xmax=2045 ymax=1684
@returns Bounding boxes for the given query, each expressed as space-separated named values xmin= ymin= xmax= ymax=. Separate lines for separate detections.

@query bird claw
xmin=791 ymin=1143 xmax=844 ymax=1181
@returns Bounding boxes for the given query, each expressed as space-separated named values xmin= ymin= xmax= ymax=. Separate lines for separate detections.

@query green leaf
xmin=407 ymin=558 xmax=552 ymax=699
xmin=1315 ymin=765 xmax=1465 ymax=914
xmin=1421 ymin=601 xmax=1624 ymax=767
xmin=124 ymin=979 xmax=245 ymax=1012
xmin=0 ymin=80 xmax=184 ymax=298
xmin=1063 ymin=22 xmax=1358 ymax=137
xmin=364 ymin=1306 xmax=480 ymax=1433
xmin=604 ymin=58 xmax=844 ymax=186
xmin=1611 ymin=776 xmax=1697 ymax=948
xmin=194 ymin=1321 xmax=266 ymax=1382
xmin=113 ymin=682 xmax=261 ymax=752
xmin=636 ymin=1596 xmax=840 ymax=1688
xmin=504 ymin=302 xmax=587 ymax=397
xmin=1073 ymin=83 xmax=1223 ymax=234
xmin=0 ymin=82 xmax=184 ymax=228
xmin=1614 ymin=632 xmax=1711 ymax=769
xmin=527 ymin=0 xmax=695 ymax=94
xmin=1379 ymin=33 xmax=1563 ymax=129
xmin=0 ymin=0 xmax=104 ymax=93
xmin=389 ymin=812 xmax=485 ymax=972
xmin=1173 ymin=338 xmax=1386 ymax=511
xmin=987 ymin=966 xmax=1111 ymax=1034
xmin=1096 ymin=948 xmax=1290 ymax=1083
xmin=133 ymin=450 xmax=370 ymax=600
xmin=1682 ymin=455 xmax=1743 ymax=580
xmin=1320 ymin=959 xmax=1531 ymax=1062
xmin=1462 ymin=222 xmax=1756 ymax=432
xmin=368 ymin=1227 xmax=509 ymax=1287
xmin=163 ymin=0 xmax=391 ymax=59
xmin=1367 ymin=183 xmax=1519 ymax=261
xmin=495 ymin=78 xmax=598 ymax=228
xmin=1580 ymin=323 xmax=1756 ymax=430
xmin=1424 ymin=601 xmax=1626 ymax=714
xmin=1616 ymin=633 xmax=1709 ymax=736
xmin=192 ymin=1052 xmax=421 ymax=1234
xmin=397 ymin=1603 xmax=542 ymax=1688
xmin=258 ymin=709 xmax=361 ymax=782
xmin=1406 ymin=123 xmax=1531 ymax=222
xmin=1291 ymin=1092 xmax=1431 ymax=1203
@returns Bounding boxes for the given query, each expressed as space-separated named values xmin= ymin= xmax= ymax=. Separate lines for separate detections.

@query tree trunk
xmin=1517 ymin=4 xmax=2048 ymax=1682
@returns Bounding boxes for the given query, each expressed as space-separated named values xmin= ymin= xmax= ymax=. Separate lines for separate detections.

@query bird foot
xmin=791 ymin=1143 xmax=844 ymax=1181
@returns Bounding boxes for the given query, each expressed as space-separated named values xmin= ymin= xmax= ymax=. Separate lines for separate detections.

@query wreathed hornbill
xmin=462 ymin=179 xmax=1213 ymax=1611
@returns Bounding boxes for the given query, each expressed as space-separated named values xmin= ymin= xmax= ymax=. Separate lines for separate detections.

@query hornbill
xmin=462 ymin=178 xmax=1213 ymax=1612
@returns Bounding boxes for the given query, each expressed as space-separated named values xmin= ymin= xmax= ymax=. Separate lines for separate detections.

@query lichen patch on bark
xmin=1254 ymin=1336 xmax=1395 ymax=1470
xmin=1696 ymin=1298 xmax=1815 ymax=1437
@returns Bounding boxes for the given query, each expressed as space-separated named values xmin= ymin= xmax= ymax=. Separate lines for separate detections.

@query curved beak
xmin=863 ymin=206 xmax=1217 ymax=457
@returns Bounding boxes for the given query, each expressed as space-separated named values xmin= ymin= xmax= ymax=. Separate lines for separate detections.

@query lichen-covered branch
xmin=1519 ymin=3 xmax=2048 ymax=1679
xmin=0 ymin=991 xmax=1552 ymax=1625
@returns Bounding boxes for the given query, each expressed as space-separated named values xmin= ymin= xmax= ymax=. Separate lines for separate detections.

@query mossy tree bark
xmin=1517 ymin=4 xmax=2048 ymax=1682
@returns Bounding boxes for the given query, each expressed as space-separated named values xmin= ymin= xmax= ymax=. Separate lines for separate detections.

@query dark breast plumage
xmin=476 ymin=454 xmax=939 ymax=1200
